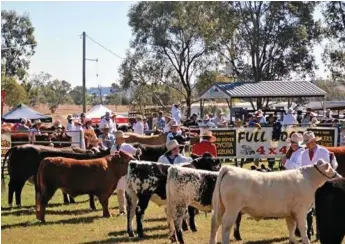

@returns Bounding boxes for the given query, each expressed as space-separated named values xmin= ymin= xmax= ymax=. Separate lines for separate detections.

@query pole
xmin=82 ymin=31 xmax=86 ymax=113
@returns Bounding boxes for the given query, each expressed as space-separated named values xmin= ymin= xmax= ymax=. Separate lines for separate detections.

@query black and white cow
xmin=126 ymin=153 xmax=221 ymax=239
xmin=166 ymin=167 xmax=241 ymax=244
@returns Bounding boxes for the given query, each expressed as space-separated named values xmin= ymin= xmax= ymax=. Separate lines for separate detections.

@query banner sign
xmin=1 ymin=133 xmax=11 ymax=157
xmin=210 ymin=129 xmax=236 ymax=158
xmin=236 ymin=127 xmax=338 ymax=159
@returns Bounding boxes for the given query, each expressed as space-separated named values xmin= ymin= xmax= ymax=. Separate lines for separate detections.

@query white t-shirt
xmin=282 ymin=114 xmax=298 ymax=125
xmin=110 ymin=143 xmax=137 ymax=156
xmin=171 ymin=106 xmax=182 ymax=123
xmin=133 ymin=121 xmax=144 ymax=135
xmin=285 ymin=147 xmax=305 ymax=170
xmin=99 ymin=118 xmax=116 ymax=134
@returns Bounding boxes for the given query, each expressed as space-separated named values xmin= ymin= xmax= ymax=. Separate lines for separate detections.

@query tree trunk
xmin=185 ymin=91 xmax=192 ymax=118
xmin=257 ymin=98 xmax=263 ymax=110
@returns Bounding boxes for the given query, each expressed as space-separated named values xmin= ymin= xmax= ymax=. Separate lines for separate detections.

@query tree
xmin=213 ymin=2 xmax=322 ymax=109
xmin=69 ymin=86 xmax=91 ymax=106
xmin=1 ymin=76 xmax=28 ymax=107
xmin=321 ymin=1 xmax=345 ymax=80
xmin=42 ymin=79 xmax=72 ymax=113
xmin=1 ymin=10 xmax=37 ymax=79
xmin=21 ymin=72 xmax=51 ymax=107
xmin=314 ymin=79 xmax=345 ymax=101
xmin=123 ymin=2 xmax=218 ymax=116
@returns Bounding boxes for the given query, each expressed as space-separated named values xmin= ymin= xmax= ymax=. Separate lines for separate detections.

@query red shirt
xmin=192 ymin=141 xmax=217 ymax=157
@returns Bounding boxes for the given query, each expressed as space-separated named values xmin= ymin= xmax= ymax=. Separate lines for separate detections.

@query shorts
xmin=116 ymin=175 xmax=126 ymax=190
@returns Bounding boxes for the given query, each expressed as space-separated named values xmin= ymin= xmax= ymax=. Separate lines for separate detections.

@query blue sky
xmin=2 ymin=1 xmax=328 ymax=88
xmin=2 ymin=1 xmax=134 ymax=88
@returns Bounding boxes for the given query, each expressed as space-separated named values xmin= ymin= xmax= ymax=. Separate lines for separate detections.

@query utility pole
xmin=82 ymin=31 xmax=86 ymax=113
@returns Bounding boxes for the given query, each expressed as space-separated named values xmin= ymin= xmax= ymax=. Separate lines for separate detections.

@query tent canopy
xmin=85 ymin=104 xmax=128 ymax=125
xmin=1 ymin=104 xmax=52 ymax=123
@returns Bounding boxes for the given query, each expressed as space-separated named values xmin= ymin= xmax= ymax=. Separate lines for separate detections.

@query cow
xmin=36 ymin=150 xmax=134 ymax=222
xmin=2 ymin=144 xmax=110 ymax=208
xmin=209 ymin=160 xmax=341 ymax=244
xmin=326 ymin=146 xmax=345 ymax=177
xmin=315 ymin=178 xmax=345 ymax=244
xmin=126 ymin=153 xmax=221 ymax=239
xmin=131 ymin=143 xmax=167 ymax=162
xmin=124 ymin=132 xmax=166 ymax=145
xmin=165 ymin=167 xmax=226 ymax=244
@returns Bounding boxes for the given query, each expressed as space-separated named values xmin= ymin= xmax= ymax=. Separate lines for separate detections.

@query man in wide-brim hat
xmin=158 ymin=139 xmax=191 ymax=165
xmin=191 ymin=130 xmax=217 ymax=157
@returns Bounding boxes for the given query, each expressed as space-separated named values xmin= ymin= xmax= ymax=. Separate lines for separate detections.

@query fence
xmin=1 ymin=130 xmax=83 ymax=159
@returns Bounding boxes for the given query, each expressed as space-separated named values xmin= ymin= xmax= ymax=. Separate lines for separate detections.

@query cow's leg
xmin=295 ymin=213 xmax=310 ymax=244
xmin=306 ymin=209 xmax=314 ymax=240
xmin=233 ymin=212 xmax=242 ymax=241
xmin=285 ymin=216 xmax=298 ymax=244
xmin=68 ymin=195 xmax=76 ymax=204
xmin=15 ymin=180 xmax=26 ymax=207
xmin=37 ymin=188 xmax=57 ymax=223
xmin=8 ymin=179 xmax=16 ymax=207
xmin=89 ymin=194 xmax=96 ymax=210
xmin=63 ymin=192 xmax=69 ymax=204
xmin=173 ymin=203 xmax=187 ymax=244
xmin=126 ymin=188 xmax=138 ymax=238
xmin=182 ymin=210 xmax=189 ymax=231
xmin=188 ymin=206 xmax=197 ymax=232
xmin=221 ymin=209 xmax=240 ymax=244
xmin=209 ymin=206 xmax=223 ymax=244
xmin=98 ymin=195 xmax=111 ymax=217
xmin=136 ymin=194 xmax=150 ymax=238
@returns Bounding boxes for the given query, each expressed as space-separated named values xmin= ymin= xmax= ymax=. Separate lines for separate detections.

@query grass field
xmin=0 ymin=165 xmax=328 ymax=244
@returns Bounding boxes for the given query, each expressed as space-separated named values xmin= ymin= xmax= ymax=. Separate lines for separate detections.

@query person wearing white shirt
xmin=166 ymin=120 xmax=183 ymax=143
xmin=30 ymin=120 xmax=42 ymax=143
xmin=110 ymin=131 xmax=141 ymax=216
xmin=133 ymin=116 xmax=144 ymax=135
xmin=143 ymin=117 xmax=149 ymax=131
xmin=99 ymin=112 xmax=116 ymax=134
xmin=66 ymin=114 xmax=75 ymax=137
xmin=163 ymin=115 xmax=172 ymax=133
xmin=283 ymin=133 xmax=305 ymax=170
xmin=171 ymin=102 xmax=182 ymax=123
xmin=301 ymin=131 xmax=338 ymax=169
xmin=282 ymin=108 xmax=298 ymax=126
xmin=299 ymin=131 xmax=338 ymax=239
xmin=70 ymin=119 xmax=86 ymax=150
xmin=213 ymin=111 xmax=228 ymax=128
xmin=158 ymin=140 xmax=192 ymax=165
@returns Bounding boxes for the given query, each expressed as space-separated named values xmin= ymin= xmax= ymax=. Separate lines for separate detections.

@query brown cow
xmin=326 ymin=146 xmax=345 ymax=176
xmin=35 ymin=150 xmax=134 ymax=222
xmin=124 ymin=132 xmax=166 ymax=145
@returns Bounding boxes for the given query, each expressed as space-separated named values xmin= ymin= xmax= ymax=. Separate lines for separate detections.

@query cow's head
xmin=192 ymin=152 xmax=221 ymax=171
xmin=314 ymin=159 xmax=342 ymax=179
xmin=110 ymin=150 xmax=136 ymax=165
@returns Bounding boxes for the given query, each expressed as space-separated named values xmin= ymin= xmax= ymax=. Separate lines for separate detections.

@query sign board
xmin=210 ymin=129 xmax=236 ymax=158
xmin=236 ymin=127 xmax=338 ymax=159
xmin=340 ymin=123 xmax=345 ymax=146
xmin=1 ymin=133 xmax=11 ymax=157
xmin=200 ymin=85 xmax=229 ymax=99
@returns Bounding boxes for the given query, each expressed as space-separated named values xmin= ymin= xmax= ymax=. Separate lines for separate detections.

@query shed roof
xmin=199 ymin=81 xmax=327 ymax=99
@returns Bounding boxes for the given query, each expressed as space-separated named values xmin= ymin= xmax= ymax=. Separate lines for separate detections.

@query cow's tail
xmin=1 ymin=147 xmax=13 ymax=193
xmin=212 ymin=166 xmax=228 ymax=224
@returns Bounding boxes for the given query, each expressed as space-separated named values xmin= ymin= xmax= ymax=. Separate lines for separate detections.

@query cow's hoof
xmin=137 ymin=231 xmax=144 ymax=238
xmin=182 ymin=223 xmax=188 ymax=231
xmin=234 ymin=233 xmax=242 ymax=241
xmin=128 ymin=231 xmax=134 ymax=238
xmin=190 ymin=227 xmax=197 ymax=232
xmin=169 ymin=235 xmax=177 ymax=243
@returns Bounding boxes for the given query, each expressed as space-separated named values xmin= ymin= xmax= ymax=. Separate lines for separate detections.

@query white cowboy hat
xmin=174 ymin=101 xmax=180 ymax=106
xmin=311 ymin=117 xmax=320 ymax=125
xmin=67 ymin=114 xmax=73 ymax=120
xmin=200 ymin=130 xmax=217 ymax=143
xmin=33 ymin=120 xmax=42 ymax=126
xmin=101 ymin=123 xmax=110 ymax=130
xmin=287 ymin=132 xmax=304 ymax=146
xmin=105 ymin=112 xmax=111 ymax=118
xmin=169 ymin=119 xmax=179 ymax=127
xmin=74 ymin=119 xmax=83 ymax=125
xmin=302 ymin=131 xmax=321 ymax=145
xmin=114 ymin=131 xmax=129 ymax=139
xmin=166 ymin=139 xmax=184 ymax=153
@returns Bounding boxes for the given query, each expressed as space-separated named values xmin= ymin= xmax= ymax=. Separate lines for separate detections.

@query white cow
xmin=210 ymin=160 xmax=342 ymax=244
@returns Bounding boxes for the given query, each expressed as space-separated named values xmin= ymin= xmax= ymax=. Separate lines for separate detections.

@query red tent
xmin=85 ymin=105 xmax=128 ymax=125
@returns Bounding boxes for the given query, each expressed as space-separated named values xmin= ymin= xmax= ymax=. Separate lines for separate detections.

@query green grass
xmin=0 ymin=167 xmax=330 ymax=244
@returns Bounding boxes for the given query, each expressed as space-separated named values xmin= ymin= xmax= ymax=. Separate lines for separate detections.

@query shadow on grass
xmin=246 ymin=237 xmax=289 ymax=244
xmin=81 ymin=233 xmax=168 ymax=244
xmin=1 ymin=208 xmax=95 ymax=217
xmin=144 ymin=217 xmax=166 ymax=223
xmin=107 ymin=224 xmax=168 ymax=237
xmin=2 ymin=215 xmax=100 ymax=230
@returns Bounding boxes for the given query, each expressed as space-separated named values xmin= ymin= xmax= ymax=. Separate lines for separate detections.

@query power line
xmin=85 ymin=34 xmax=124 ymax=59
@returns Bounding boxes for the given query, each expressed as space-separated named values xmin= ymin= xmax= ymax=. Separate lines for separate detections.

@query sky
xmin=1 ymin=1 xmax=329 ymax=88
xmin=2 ymin=1 xmax=134 ymax=88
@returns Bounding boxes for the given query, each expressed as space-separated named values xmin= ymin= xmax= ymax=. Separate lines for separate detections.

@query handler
xmin=110 ymin=131 xmax=142 ymax=216
xmin=282 ymin=133 xmax=305 ymax=170
xmin=158 ymin=139 xmax=191 ymax=164
xmin=191 ymin=130 xmax=217 ymax=157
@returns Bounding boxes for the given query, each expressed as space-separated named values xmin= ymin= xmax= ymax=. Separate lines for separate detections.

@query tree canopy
xmin=1 ymin=10 xmax=37 ymax=79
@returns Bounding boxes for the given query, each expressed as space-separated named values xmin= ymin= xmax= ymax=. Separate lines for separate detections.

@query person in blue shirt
xmin=98 ymin=124 xmax=115 ymax=149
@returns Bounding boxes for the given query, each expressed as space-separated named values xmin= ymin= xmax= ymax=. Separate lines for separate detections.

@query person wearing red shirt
xmin=192 ymin=130 xmax=217 ymax=157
